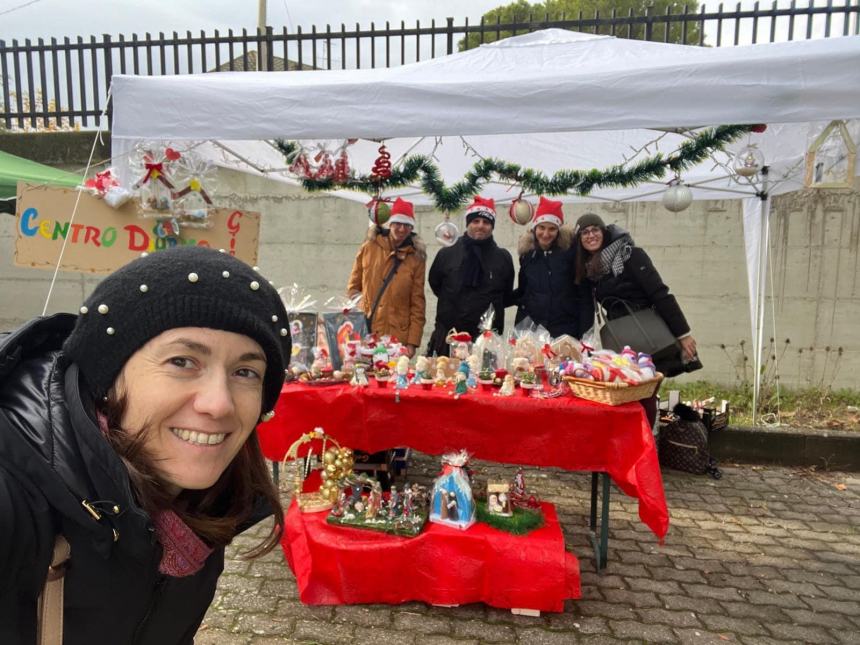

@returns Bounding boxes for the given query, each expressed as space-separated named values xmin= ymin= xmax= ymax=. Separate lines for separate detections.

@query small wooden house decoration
xmin=804 ymin=120 xmax=856 ymax=189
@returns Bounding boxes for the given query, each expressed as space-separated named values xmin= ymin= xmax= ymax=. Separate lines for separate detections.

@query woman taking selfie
xmin=0 ymin=246 xmax=290 ymax=644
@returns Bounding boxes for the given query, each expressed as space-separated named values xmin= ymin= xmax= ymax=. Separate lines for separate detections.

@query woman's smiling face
xmin=114 ymin=327 xmax=266 ymax=495
xmin=580 ymin=225 xmax=604 ymax=253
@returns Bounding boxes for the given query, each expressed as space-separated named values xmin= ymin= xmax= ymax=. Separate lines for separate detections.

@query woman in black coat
xmin=574 ymin=213 xmax=698 ymax=423
xmin=514 ymin=197 xmax=593 ymax=338
xmin=0 ymin=247 xmax=290 ymax=645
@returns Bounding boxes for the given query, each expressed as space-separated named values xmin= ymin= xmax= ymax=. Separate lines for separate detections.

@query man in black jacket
xmin=427 ymin=195 xmax=515 ymax=356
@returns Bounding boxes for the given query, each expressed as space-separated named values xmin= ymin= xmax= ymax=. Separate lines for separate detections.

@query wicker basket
xmin=563 ymin=373 xmax=663 ymax=406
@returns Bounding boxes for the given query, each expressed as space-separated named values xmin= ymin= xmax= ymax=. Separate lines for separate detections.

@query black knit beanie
xmin=574 ymin=213 xmax=606 ymax=236
xmin=63 ymin=246 xmax=290 ymax=415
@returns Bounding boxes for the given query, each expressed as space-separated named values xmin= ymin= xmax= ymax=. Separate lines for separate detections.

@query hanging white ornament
xmin=434 ymin=214 xmax=459 ymax=246
xmin=733 ymin=143 xmax=765 ymax=178
xmin=662 ymin=179 xmax=693 ymax=213
xmin=508 ymin=197 xmax=534 ymax=226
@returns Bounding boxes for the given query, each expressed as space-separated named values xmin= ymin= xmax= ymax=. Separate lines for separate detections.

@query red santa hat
xmin=464 ymin=195 xmax=496 ymax=227
xmin=387 ymin=197 xmax=415 ymax=227
xmin=531 ymin=196 xmax=564 ymax=229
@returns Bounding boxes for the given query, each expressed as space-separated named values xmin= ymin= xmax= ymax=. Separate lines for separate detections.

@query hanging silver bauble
xmin=662 ymin=180 xmax=693 ymax=213
xmin=508 ymin=198 xmax=534 ymax=226
xmin=733 ymin=143 xmax=765 ymax=177
xmin=434 ymin=219 xmax=459 ymax=246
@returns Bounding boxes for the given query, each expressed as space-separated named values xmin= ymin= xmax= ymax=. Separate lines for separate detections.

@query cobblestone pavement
xmin=198 ymin=455 xmax=860 ymax=644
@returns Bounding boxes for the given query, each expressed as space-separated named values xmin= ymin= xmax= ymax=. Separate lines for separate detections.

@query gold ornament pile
xmin=285 ymin=428 xmax=353 ymax=513
xmin=319 ymin=446 xmax=355 ymax=503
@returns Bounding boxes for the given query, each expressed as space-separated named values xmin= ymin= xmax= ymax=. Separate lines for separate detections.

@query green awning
xmin=0 ymin=150 xmax=82 ymax=201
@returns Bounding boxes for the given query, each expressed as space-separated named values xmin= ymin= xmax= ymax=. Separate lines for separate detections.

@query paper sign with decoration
xmin=14 ymin=183 xmax=259 ymax=273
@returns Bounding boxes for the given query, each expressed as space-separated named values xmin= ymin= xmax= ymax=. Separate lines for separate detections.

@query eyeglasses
xmin=580 ymin=226 xmax=602 ymax=238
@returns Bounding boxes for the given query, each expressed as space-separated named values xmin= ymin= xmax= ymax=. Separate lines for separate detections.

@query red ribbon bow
xmin=142 ymin=162 xmax=164 ymax=183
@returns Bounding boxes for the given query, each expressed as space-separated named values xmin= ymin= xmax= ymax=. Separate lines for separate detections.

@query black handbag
xmin=658 ymin=404 xmax=722 ymax=479
xmin=597 ymin=298 xmax=684 ymax=376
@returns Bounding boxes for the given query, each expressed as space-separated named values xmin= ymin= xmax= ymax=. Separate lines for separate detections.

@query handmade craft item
xmin=429 ymin=451 xmax=476 ymax=530
xmin=284 ymin=428 xmax=354 ymax=512
xmin=328 ymin=476 xmax=429 ymax=537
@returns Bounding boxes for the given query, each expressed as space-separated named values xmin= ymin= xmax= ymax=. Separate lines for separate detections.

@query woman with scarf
xmin=0 ymin=246 xmax=290 ymax=644
xmin=427 ymin=195 xmax=515 ymax=357
xmin=574 ymin=213 xmax=697 ymax=423
xmin=514 ymin=196 xmax=593 ymax=338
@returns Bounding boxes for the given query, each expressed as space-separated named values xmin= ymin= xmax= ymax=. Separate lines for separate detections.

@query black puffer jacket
xmin=0 ymin=315 xmax=254 ymax=645
xmin=427 ymin=235 xmax=514 ymax=356
xmin=514 ymin=227 xmax=593 ymax=338
xmin=591 ymin=225 xmax=690 ymax=337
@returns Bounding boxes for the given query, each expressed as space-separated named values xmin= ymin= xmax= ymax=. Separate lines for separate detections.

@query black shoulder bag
xmin=597 ymin=297 xmax=683 ymax=374
xmin=366 ymin=255 xmax=403 ymax=330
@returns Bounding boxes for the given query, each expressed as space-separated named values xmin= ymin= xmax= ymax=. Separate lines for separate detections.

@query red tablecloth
xmin=260 ymin=383 xmax=669 ymax=539
xmin=282 ymin=500 xmax=580 ymax=612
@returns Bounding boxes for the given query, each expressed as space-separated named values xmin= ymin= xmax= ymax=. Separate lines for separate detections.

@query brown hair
xmin=100 ymin=392 xmax=284 ymax=558
xmin=574 ymin=233 xmax=592 ymax=285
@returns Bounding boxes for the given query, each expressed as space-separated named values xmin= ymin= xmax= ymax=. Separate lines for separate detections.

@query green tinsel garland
xmin=274 ymin=124 xmax=753 ymax=212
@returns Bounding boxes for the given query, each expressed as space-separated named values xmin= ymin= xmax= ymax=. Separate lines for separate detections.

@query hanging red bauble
xmin=370 ymin=144 xmax=392 ymax=181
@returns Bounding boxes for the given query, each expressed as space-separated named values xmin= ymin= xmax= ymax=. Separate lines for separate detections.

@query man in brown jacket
xmin=348 ymin=197 xmax=427 ymax=357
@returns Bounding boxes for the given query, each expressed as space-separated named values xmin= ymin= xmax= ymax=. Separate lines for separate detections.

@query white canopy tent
xmin=109 ymin=29 xmax=860 ymax=419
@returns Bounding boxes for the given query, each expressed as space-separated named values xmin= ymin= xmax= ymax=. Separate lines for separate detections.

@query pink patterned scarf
xmin=97 ymin=412 xmax=213 ymax=577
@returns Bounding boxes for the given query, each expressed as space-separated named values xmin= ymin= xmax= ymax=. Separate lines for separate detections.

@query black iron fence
xmin=1 ymin=2 xmax=858 ymax=131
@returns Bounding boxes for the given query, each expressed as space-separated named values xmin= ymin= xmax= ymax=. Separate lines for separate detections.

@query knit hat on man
xmin=63 ymin=246 xmax=290 ymax=416
xmin=464 ymin=195 xmax=497 ymax=228
xmin=574 ymin=212 xmax=606 ymax=236
xmin=387 ymin=197 xmax=416 ymax=227
xmin=531 ymin=196 xmax=564 ymax=229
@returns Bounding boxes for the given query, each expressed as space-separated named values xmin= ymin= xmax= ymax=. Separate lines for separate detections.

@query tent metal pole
xmin=752 ymin=167 xmax=770 ymax=426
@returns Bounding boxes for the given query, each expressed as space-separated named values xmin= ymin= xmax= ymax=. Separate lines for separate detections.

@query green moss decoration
xmin=475 ymin=499 xmax=545 ymax=535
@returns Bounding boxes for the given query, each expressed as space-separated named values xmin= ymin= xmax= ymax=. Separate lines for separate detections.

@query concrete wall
xmin=1 ymin=134 xmax=858 ymax=389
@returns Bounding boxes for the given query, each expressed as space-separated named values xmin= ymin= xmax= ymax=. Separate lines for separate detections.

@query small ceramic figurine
xmin=388 ymin=488 xmax=400 ymax=519
xmin=311 ymin=347 xmax=330 ymax=379
xmin=452 ymin=367 xmax=468 ymax=399
xmin=350 ymin=364 xmax=369 ymax=387
xmin=496 ymin=374 xmax=516 ymax=397
xmin=402 ymin=484 xmax=414 ymax=519
xmin=466 ymin=354 xmax=480 ymax=388
xmin=394 ymin=354 xmax=410 ymax=402
xmin=435 ymin=356 xmax=450 ymax=385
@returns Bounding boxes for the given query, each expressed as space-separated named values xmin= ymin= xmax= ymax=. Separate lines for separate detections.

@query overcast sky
xmin=0 ymin=0 xmax=503 ymax=41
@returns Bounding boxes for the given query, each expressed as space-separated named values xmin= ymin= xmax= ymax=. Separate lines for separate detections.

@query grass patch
xmin=475 ymin=499 xmax=544 ymax=535
xmin=661 ymin=379 xmax=860 ymax=430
